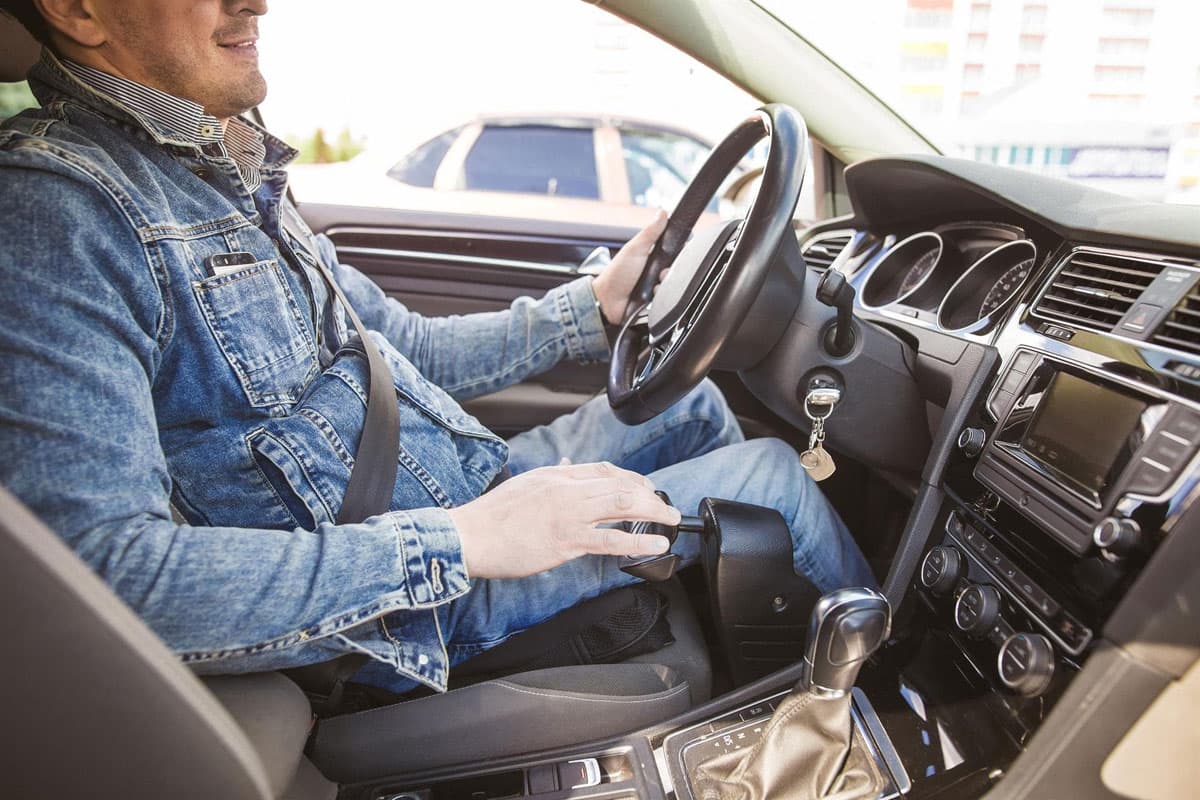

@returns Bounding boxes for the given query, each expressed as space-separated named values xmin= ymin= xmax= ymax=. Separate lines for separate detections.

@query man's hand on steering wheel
xmin=606 ymin=104 xmax=808 ymax=426
xmin=591 ymin=210 xmax=669 ymax=326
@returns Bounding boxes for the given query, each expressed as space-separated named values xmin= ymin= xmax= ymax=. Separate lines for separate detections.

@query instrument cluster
xmin=852 ymin=222 xmax=1040 ymax=336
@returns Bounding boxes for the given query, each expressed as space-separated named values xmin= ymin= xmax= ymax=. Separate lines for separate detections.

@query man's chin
xmin=211 ymin=78 xmax=268 ymax=120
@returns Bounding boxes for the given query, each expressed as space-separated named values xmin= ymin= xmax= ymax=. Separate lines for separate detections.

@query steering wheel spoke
xmin=634 ymin=344 xmax=667 ymax=388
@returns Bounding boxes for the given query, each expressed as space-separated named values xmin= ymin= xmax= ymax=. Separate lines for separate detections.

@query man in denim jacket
xmin=0 ymin=0 xmax=874 ymax=693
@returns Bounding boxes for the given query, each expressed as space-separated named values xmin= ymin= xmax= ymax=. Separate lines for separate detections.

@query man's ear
xmin=34 ymin=0 xmax=107 ymax=49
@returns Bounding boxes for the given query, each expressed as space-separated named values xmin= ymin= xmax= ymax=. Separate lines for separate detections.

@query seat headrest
xmin=1 ymin=13 xmax=41 ymax=83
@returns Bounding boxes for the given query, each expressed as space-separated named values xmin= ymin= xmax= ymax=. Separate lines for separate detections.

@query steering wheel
xmin=607 ymin=104 xmax=809 ymax=425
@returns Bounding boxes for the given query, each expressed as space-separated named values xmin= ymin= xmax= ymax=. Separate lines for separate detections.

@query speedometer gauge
xmin=899 ymin=250 xmax=939 ymax=297
xmin=979 ymin=257 xmax=1035 ymax=319
xmin=937 ymin=239 xmax=1038 ymax=333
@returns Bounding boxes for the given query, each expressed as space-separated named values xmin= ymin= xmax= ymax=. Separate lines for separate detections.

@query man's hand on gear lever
xmin=449 ymin=460 xmax=680 ymax=579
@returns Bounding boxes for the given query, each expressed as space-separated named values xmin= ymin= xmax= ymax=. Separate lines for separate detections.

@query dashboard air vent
xmin=1153 ymin=286 xmax=1200 ymax=357
xmin=1033 ymin=250 xmax=1162 ymax=333
xmin=801 ymin=231 xmax=854 ymax=273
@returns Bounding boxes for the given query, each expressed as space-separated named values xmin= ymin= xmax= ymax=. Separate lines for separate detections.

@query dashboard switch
xmin=955 ymin=584 xmax=1002 ymax=637
xmin=958 ymin=427 xmax=987 ymax=458
xmin=920 ymin=546 xmax=963 ymax=596
xmin=558 ymin=759 xmax=601 ymax=790
xmin=998 ymin=633 xmax=1055 ymax=697
xmin=1093 ymin=516 xmax=1141 ymax=557
xmin=527 ymin=765 xmax=558 ymax=794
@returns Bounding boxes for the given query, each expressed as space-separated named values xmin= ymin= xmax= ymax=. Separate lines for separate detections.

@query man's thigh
xmin=443 ymin=437 xmax=872 ymax=666
xmin=504 ymin=378 xmax=744 ymax=476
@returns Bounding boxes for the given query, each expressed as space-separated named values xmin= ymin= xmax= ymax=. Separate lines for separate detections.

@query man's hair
xmin=1 ymin=1 xmax=51 ymax=46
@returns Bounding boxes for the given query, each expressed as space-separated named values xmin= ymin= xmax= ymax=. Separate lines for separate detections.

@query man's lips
xmin=217 ymin=36 xmax=258 ymax=49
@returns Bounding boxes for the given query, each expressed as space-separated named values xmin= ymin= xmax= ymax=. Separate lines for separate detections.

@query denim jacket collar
xmin=27 ymin=48 xmax=298 ymax=172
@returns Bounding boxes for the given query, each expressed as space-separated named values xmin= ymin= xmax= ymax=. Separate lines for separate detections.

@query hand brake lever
xmin=619 ymin=491 xmax=705 ymax=582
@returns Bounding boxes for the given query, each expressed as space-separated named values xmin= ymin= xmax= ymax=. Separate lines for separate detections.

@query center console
xmin=882 ymin=339 xmax=1200 ymax=796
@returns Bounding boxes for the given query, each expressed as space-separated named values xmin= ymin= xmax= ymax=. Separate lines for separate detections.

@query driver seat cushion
xmin=308 ymin=576 xmax=711 ymax=782
xmin=311 ymin=663 xmax=691 ymax=783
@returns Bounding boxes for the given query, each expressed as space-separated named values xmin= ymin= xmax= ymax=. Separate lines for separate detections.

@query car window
xmin=462 ymin=124 xmax=600 ymax=199
xmin=260 ymin=1 xmax=801 ymax=227
xmin=620 ymin=128 xmax=710 ymax=209
xmin=0 ymin=80 xmax=35 ymax=122
xmin=386 ymin=127 xmax=461 ymax=188
xmin=761 ymin=0 xmax=1200 ymax=206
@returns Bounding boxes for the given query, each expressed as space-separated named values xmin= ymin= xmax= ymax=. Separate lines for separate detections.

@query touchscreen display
xmin=1020 ymin=373 xmax=1146 ymax=495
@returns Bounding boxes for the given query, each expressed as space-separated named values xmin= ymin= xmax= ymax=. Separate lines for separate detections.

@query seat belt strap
xmin=281 ymin=209 xmax=400 ymax=525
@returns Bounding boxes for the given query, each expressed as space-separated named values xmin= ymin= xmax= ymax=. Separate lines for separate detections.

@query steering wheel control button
xmin=1093 ymin=516 xmax=1141 ymax=557
xmin=558 ymin=758 xmax=602 ymax=790
xmin=955 ymin=584 xmax=1002 ymax=637
xmin=998 ymin=633 xmax=1055 ymax=697
xmin=957 ymin=427 xmax=987 ymax=458
xmin=920 ymin=546 xmax=963 ymax=596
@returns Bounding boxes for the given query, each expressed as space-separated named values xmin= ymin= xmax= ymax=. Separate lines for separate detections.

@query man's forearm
xmin=327 ymin=239 xmax=611 ymax=400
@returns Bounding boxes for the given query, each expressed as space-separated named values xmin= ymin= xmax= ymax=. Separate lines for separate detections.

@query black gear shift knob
xmin=801 ymin=587 xmax=890 ymax=698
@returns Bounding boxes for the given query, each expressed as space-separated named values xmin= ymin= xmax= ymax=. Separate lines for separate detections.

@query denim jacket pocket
xmin=246 ymin=426 xmax=333 ymax=531
xmin=193 ymin=259 xmax=318 ymax=407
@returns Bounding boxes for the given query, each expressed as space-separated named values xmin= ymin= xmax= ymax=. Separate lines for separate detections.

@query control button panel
xmin=988 ymin=346 xmax=1060 ymax=420
xmin=919 ymin=506 xmax=1094 ymax=697
xmin=1123 ymin=406 xmax=1200 ymax=498
xmin=676 ymin=693 xmax=787 ymax=778
xmin=957 ymin=516 xmax=1061 ymax=617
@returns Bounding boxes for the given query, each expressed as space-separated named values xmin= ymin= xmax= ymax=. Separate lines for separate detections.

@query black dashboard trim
xmin=844 ymin=156 xmax=1200 ymax=255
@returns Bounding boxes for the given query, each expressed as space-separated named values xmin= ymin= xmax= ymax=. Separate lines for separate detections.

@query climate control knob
xmin=998 ymin=632 xmax=1055 ymax=697
xmin=920 ymin=546 xmax=963 ymax=596
xmin=954 ymin=584 xmax=1002 ymax=637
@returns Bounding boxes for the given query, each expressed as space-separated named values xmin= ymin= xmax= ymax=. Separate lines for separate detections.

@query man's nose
xmin=227 ymin=0 xmax=268 ymax=16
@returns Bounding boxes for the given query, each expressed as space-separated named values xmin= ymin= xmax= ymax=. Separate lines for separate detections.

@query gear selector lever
xmin=618 ymin=491 xmax=705 ymax=582
xmin=801 ymin=587 xmax=891 ymax=697
xmin=690 ymin=587 xmax=892 ymax=800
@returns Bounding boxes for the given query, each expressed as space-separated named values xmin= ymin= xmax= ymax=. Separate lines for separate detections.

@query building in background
xmin=878 ymin=0 xmax=1200 ymax=201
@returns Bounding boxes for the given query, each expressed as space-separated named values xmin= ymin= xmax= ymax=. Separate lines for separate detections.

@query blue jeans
xmin=356 ymin=379 xmax=874 ymax=692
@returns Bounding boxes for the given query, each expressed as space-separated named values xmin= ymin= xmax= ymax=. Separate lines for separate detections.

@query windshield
xmin=758 ymin=0 xmax=1200 ymax=206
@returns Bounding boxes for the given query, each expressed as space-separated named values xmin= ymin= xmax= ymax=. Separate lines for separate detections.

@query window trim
xmin=595 ymin=125 xmax=631 ymax=205
xmin=435 ymin=122 xmax=483 ymax=191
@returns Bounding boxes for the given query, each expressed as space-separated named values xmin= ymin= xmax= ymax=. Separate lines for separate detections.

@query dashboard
xmin=777 ymin=155 xmax=1200 ymax=795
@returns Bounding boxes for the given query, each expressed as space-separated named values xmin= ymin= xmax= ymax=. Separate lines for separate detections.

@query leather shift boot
xmin=690 ymin=690 xmax=882 ymax=800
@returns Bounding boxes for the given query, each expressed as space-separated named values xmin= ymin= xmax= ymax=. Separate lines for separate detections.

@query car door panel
xmin=298 ymin=202 xmax=636 ymax=433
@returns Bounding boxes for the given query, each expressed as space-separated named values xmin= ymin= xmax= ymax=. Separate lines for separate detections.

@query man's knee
xmin=742 ymin=436 xmax=799 ymax=467
xmin=680 ymin=378 xmax=742 ymax=446
xmin=737 ymin=437 xmax=816 ymax=513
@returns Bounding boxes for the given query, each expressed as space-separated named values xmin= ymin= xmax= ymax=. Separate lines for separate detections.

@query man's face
xmin=88 ymin=0 xmax=268 ymax=120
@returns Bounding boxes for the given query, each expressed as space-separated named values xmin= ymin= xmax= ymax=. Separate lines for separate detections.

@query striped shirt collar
xmin=60 ymin=58 xmax=267 ymax=193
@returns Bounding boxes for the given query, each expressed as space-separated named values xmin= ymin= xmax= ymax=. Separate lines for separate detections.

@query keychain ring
xmin=804 ymin=399 xmax=835 ymax=423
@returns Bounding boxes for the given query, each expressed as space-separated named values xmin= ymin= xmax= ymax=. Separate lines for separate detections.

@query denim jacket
xmin=0 ymin=53 xmax=610 ymax=691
